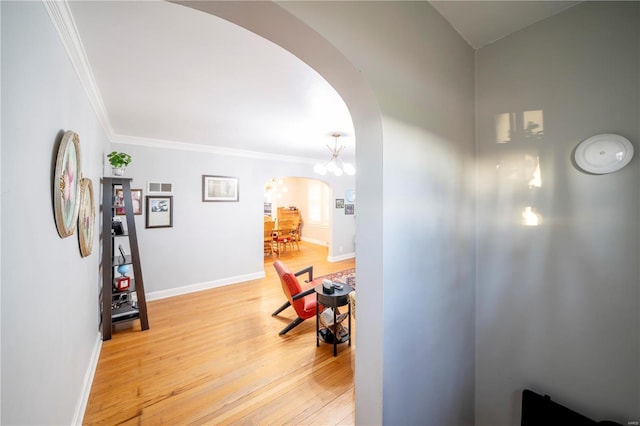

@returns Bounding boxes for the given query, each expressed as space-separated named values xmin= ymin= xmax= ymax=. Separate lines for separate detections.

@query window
xmin=307 ymin=180 xmax=329 ymax=226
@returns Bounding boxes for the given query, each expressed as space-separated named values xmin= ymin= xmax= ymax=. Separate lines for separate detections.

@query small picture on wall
xmin=345 ymin=204 xmax=355 ymax=215
xmin=146 ymin=196 xmax=173 ymax=228
xmin=335 ymin=198 xmax=345 ymax=209
xmin=202 ymin=175 xmax=239 ymax=202
xmin=115 ymin=188 xmax=143 ymax=215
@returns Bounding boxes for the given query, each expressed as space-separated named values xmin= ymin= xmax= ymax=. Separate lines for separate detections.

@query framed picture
xmin=115 ymin=188 xmax=143 ymax=215
xmin=345 ymin=204 xmax=355 ymax=215
xmin=202 ymin=175 xmax=239 ymax=202
xmin=78 ymin=178 xmax=95 ymax=257
xmin=146 ymin=196 xmax=173 ymax=228
xmin=53 ymin=130 xmax=82 ymax=238
xmin=335 ymin=198 xmax=345 ymax=209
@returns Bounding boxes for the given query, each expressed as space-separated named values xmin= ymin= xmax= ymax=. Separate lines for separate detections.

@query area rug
xmin=315 ymin=268 xmax=356 ymax=289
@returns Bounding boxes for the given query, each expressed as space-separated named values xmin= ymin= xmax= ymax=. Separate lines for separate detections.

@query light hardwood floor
xmin=84 ymin=241 xmax=356 ymax=425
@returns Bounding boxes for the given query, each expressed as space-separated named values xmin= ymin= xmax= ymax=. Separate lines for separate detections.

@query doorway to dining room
xmin=263 ymin=177 xmax=333 ymax=261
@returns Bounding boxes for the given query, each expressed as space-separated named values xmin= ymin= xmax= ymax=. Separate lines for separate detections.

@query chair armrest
xmin=292 ymin=286 xmax=316 ymax=301
xmin=294 ymin=265 xmax=313 ymax=282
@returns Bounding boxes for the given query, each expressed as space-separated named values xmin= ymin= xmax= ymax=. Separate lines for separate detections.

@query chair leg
xmin=279 ymin=317 xmax=304 ymax=335
xmin=272 ymin=301 xmax=291 ymax=316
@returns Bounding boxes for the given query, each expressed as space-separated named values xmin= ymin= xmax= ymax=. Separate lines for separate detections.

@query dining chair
xmin=275 ymin=219 xmax=297 ymax=253
xmin=264 ymin=220 xmax=275 ymax=256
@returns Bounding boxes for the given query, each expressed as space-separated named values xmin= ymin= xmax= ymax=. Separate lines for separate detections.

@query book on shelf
xmin=320 ymin=307 xmax=348 ymax=328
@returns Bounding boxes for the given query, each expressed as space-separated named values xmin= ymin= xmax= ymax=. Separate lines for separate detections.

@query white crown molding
xmin=42 ymin=0 xmax=115 ymax=139
xmin=42 ymin=0 xmax=321 ymax=164
xmin=111 ymin=133 xmax=318 ymax=164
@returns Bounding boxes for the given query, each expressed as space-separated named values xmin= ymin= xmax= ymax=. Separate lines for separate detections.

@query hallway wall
xmin=475 ymin=2 xmax=640 ymax=424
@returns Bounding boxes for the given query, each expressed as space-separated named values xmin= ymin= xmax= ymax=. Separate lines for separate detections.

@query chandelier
xmin=313 ymin=133 xmax=355 ymax=176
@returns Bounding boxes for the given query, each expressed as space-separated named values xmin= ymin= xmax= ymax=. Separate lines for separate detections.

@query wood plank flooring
xmin=84 ymin=242 xmax=356 ymax=425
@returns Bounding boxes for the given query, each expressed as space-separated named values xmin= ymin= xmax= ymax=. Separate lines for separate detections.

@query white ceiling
xmin=430 ymin=1 xmax=581 ymax=49
xmin=67 ymin=1 xmax=581 ymax=162
xmin=69 ymin=0 xmax=355 ymax=162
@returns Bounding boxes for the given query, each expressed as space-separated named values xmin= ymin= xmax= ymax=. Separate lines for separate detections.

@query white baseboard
xmin=146 ymin=271 xmax=266 ymax=301
xmin=299 ymin=238 xmax=353 ymax=262
xmin=72 ymin=332 xmax=102 ymax=425
xmin=300 ymin=236 xmax=328 ymax=246
xmin=328 ymin=252 xmax=356 ymax=262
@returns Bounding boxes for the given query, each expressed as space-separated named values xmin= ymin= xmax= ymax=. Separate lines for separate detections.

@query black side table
xmin=315 ymin=283 xmax=353 ymax=356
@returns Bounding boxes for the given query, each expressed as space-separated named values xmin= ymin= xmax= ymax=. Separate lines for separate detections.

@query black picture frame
xmin=146 ymin=196 xmax=173 ymax=228
xmin=335 ymin=198 xmax=345 ymax=209
xmin=345 ymin=204 xmax=355 ymax=215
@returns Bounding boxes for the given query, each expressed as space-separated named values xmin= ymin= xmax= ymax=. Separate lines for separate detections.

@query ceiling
xmin=430 ymin=1 xmax=580 ymax=49
xmin=68 ymin=1 xmax=581 ymax=163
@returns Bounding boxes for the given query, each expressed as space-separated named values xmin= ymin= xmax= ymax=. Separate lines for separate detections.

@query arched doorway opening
xmin=263 ymin=176 xmax=333 ymax=260
xmin=175 ymin=2 xmax=384 ymax=423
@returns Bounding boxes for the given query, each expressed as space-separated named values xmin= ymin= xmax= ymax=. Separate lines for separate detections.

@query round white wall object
xmin=574 ymin=133 xmax=634 ymax=174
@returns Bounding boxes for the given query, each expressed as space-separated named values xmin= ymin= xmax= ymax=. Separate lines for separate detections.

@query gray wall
xmin=475 ymin=2 xmax=640 ymax=424
xmin=276 ymin=2 xmax=477 ymax=424
xmin=1 ymin=2 xmax=108 ymax=424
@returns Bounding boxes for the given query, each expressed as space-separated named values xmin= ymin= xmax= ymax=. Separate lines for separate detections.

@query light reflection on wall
xmin=495 ymin=110 xmax=544 ymax=144
xmin=523 ymin=110 xmax=544 ymax=139
xmin=521 ymin=206 xmax=542 ymax=226
xmin=495 ymin=112 xmax=514 ymax=144
xmin=494 ymin=109 xmax=544 ymax=226
xmin=527 ymin=155 xmax=542 ymax=188
xmin=495 ymin=154 xmax=542 ymax=186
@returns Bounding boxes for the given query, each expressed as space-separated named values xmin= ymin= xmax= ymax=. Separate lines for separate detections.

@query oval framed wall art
xmin=53 ymin=130 xmax=82 ymax=238
xmin=78 ymin=178 xmax=95 ymax=257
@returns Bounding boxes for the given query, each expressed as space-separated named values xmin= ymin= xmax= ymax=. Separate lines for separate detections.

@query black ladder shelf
xmin=101 ymin=177 xmax=149 ymax=340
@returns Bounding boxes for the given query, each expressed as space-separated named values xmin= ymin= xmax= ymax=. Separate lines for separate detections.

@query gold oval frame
xmin=53 ymin=131 xmax=82 ymax=238
xmin=78 ymin=178 xmax=95 ymax=257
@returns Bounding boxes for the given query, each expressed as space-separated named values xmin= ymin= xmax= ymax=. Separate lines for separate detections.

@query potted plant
xmin=107 ymin=151 xmax=132 ymax=176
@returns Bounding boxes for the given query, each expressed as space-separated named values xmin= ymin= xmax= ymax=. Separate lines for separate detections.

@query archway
xmin=264 ymin=176 xmax=332 ymax=243
xmin=174 ymin=2 xmax=384 ymax=423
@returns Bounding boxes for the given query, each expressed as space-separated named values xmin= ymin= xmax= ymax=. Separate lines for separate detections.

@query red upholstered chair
xmin=272 ymin=260 xmax=324 ymax=335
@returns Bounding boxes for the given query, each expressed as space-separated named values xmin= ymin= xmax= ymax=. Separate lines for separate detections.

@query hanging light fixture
xmin=313 ymin=133 xmax=356 ymax=176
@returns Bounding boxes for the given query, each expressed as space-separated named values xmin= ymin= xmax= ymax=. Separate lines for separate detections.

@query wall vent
xmin=147 ymin=182 xmax=173 ymax=194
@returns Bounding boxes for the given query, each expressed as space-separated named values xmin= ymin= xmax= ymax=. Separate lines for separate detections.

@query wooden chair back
xmin=264 ymin=220 xmax=275 ymax=237
xmin=278 ymin=219 xmax=295 ymax=234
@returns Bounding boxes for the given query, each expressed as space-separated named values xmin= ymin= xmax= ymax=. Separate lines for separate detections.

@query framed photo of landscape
xmin=146 ymin=196 xmax=173 ymax=228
